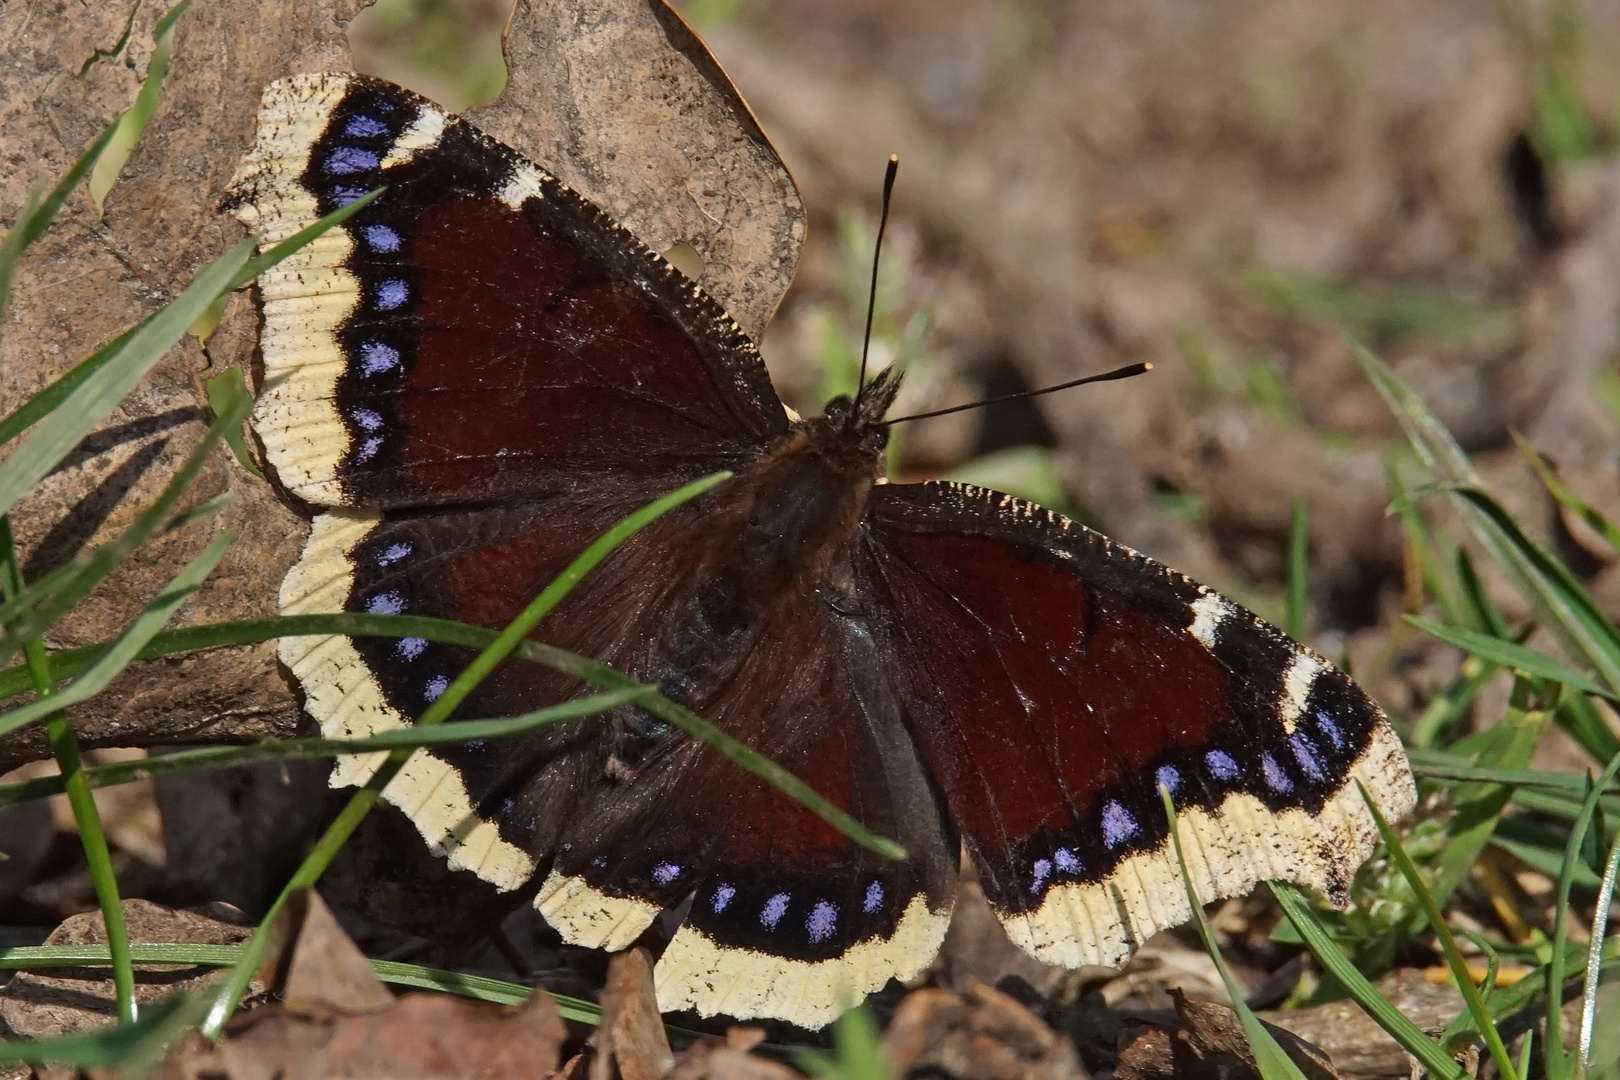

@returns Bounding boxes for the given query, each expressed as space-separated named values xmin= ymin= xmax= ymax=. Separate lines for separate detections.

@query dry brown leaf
xmin=882 ymin=980 xmax=1089 ymax=1080
xmin=1115 ymin=989 xmax=1336 ymax=1080
xmin=157 ymin=899 xmax=567 ymax=1080
xmin=277 ymin=891 xmax=395 ymax=1018
xmin=664 ymin=1041 xmax=800 ymax=1080
xmin=590 ymin=948 xmax=674 ymax=1080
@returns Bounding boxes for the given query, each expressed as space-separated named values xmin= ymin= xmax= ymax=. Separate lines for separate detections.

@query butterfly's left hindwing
xmin=862 ymin=481 xmax=1414 ymax=969
xmin=283 ymin=493 xmax=958 ymax=1031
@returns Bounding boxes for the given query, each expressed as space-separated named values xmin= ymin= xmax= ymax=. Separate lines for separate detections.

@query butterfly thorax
xmin=709 ymin=372 xmax=900 ymax=596
xmin=615 ymin=394 xmax=893 ymax=759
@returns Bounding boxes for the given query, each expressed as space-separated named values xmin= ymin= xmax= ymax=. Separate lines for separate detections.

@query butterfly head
xmin=826 ymin=365 xmax=903 ymax=442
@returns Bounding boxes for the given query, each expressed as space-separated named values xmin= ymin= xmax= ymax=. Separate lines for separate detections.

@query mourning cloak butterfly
xmin=224 ymin=73 xmax=1414 ymax=1029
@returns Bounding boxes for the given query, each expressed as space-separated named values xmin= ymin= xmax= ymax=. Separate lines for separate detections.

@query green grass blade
xmin=1158 ymin=787 xmax=1308 ymax=1080
xmin=1430 ymin=692 xmax=1545 ymax=911
xmin=0 ymin=371 xmax=252 ymax=666
xmin=1285 ymin=494 xmax=1307 ymax=639
xmin=519 ymin=637 xmax=906 ymax=861
xmin=200 ymin=472 xmax=735 ymax=1038
xmin=1454 ymin=546 xmax=1509 ymax=637
xmin=0 ymin=689 xmax=648 ymax=807
xmin=0 ymin=125 xmax=120 ymax=334
xmin=0 ymin=181 xmax=368 ymax=541
xmin=1578 ymin=828 xmax=1620 ymax=1077
xmin=1359 ymin=781 xmax=1519 ymax=1079
xmin=1556 ymin=693 xmax=1620 ymax=765
xmin=0 ymin=190 xmax=370 ymax=490
xmin=1270 ymin=886 xmax=1466 ymax=1077
xmin=227 ymin=188 xmax=380 ymax=293
xmin=0 ymin=994 xmax=200 ymax=1067
xmin=0 ymin=517 xmax=136 ymax=1023
xmin=0 ymin=943 xmax=733 ymax=1048
xmin=1408 ymin=752 xmax=1620 ymax=795
xmin=419 ymin=470 xmax=729 ymax=731
xmin=1352 ymin=338 xmax=1620 ymax=695
xmin=1453 ymin=487 xmax=1620 ymax=685
xmin=1516 ymin=432 xmax=1620 ymax=556
xmin=1406 ymin=617 xmax=1615 ymax=699
xmin=86 ymin=0 xmax=192 ymax=215
xmin=1492 ymin=827 xmax=1603 ymax=888
xmin=0 ymin=240 xmax=253 ymax=521
xmin=0 ymin=327 xmax=136 ymax=449
xmin=204 ymin=366 xmax=263 ymax=479
xmin=0 ymin=533 xmax=231 ymax=737
xmin=1548 ymin=750 xmax=1620 ymax=1079
xmin=0 ymin=612 xmax=907 ymax=860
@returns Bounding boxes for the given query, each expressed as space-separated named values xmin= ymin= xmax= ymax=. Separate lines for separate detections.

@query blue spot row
xmin=344 ymin=114 xmax=391 ymax=139
xmin=760 ymin=893 xmax=789 ymax=929
xmin=324 ymin=146 xmax=379 ymax=175
xmin=359 ymin=342 xmax=400 ymax=376
xmin=807 ymin=901 xmax=838 ymax=943
xmin=699 ymin=879 xmax=889 ymax=942
xmin=1205 ymin=749 xmax=1240 ymax=781
xmin=377 ymin=541 xmax=412 ymax=566
xmin=1101 ymin=801 xmax=1139 ymax=848
xmin=362 ymin=223 xmax=402 ymax=253
xmin=376 ymin=279 xmax=409 ymax=310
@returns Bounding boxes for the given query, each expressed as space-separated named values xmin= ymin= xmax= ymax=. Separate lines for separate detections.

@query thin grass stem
xmin=1285 ymin=494 xmax=1307 ymax=640
xmin=1548 ymin=750 xmax=1620 ymax=1079
xmin=1359 ymin=782 xmax=1519 ymax=1080
xmin=1577 ymin=822 xmax=1620 ymax=1077
xmin=1159 ymin=786 xmax=1308 ymax=1080
xmin=0 ymin=613 xmax=903 ymax=858
xmin=0 ymin=518 xmax=135 ymax=1024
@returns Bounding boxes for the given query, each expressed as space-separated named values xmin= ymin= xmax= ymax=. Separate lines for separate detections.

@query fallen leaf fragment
xmin=590 ymin=949 xmax=673 ymax=1080
xmin=664 ymin=1032 xmax=799 ymax=1080
xmin=883 ymin=980 xmax=1089 ymax=1080
xmin=1115 ymin=989 xmax=1336 ymax=1080
xmin=278 ymin=891 xmax=394 ymax=1018
xmin=154 ymin=889 xmax=566 ymax=1080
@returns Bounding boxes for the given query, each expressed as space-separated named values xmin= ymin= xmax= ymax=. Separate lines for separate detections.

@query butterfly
xmin=223 ymin=73 xmax=1415 ymax=1030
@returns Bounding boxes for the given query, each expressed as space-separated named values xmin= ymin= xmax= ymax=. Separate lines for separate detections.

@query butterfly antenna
xmin=882 ymin=362 xmax=1153 ymax=426
xmin=849 ymin=155 xmax=901 ymax=428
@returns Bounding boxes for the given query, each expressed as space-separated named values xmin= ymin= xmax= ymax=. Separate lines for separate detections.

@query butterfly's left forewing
xmin=225 ymin=73 xmax=787 ymax=511
xmin=862 ymin=481 xmax=1414 ymax=968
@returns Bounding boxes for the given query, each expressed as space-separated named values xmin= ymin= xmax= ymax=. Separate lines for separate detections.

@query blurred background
xmin=352 ymin=0 xmax=1620 ymax=728
xmin=8 ymin=0 xmax=1620 ymax=1003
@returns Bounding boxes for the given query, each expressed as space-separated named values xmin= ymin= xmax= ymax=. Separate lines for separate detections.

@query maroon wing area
xmin=305 ymin=78 xmax=787 ymax=508
xmin=346 ymin=498 xmax=956 ymax=964
xmin=862 ymin=481 xmax=1388 ymax=916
